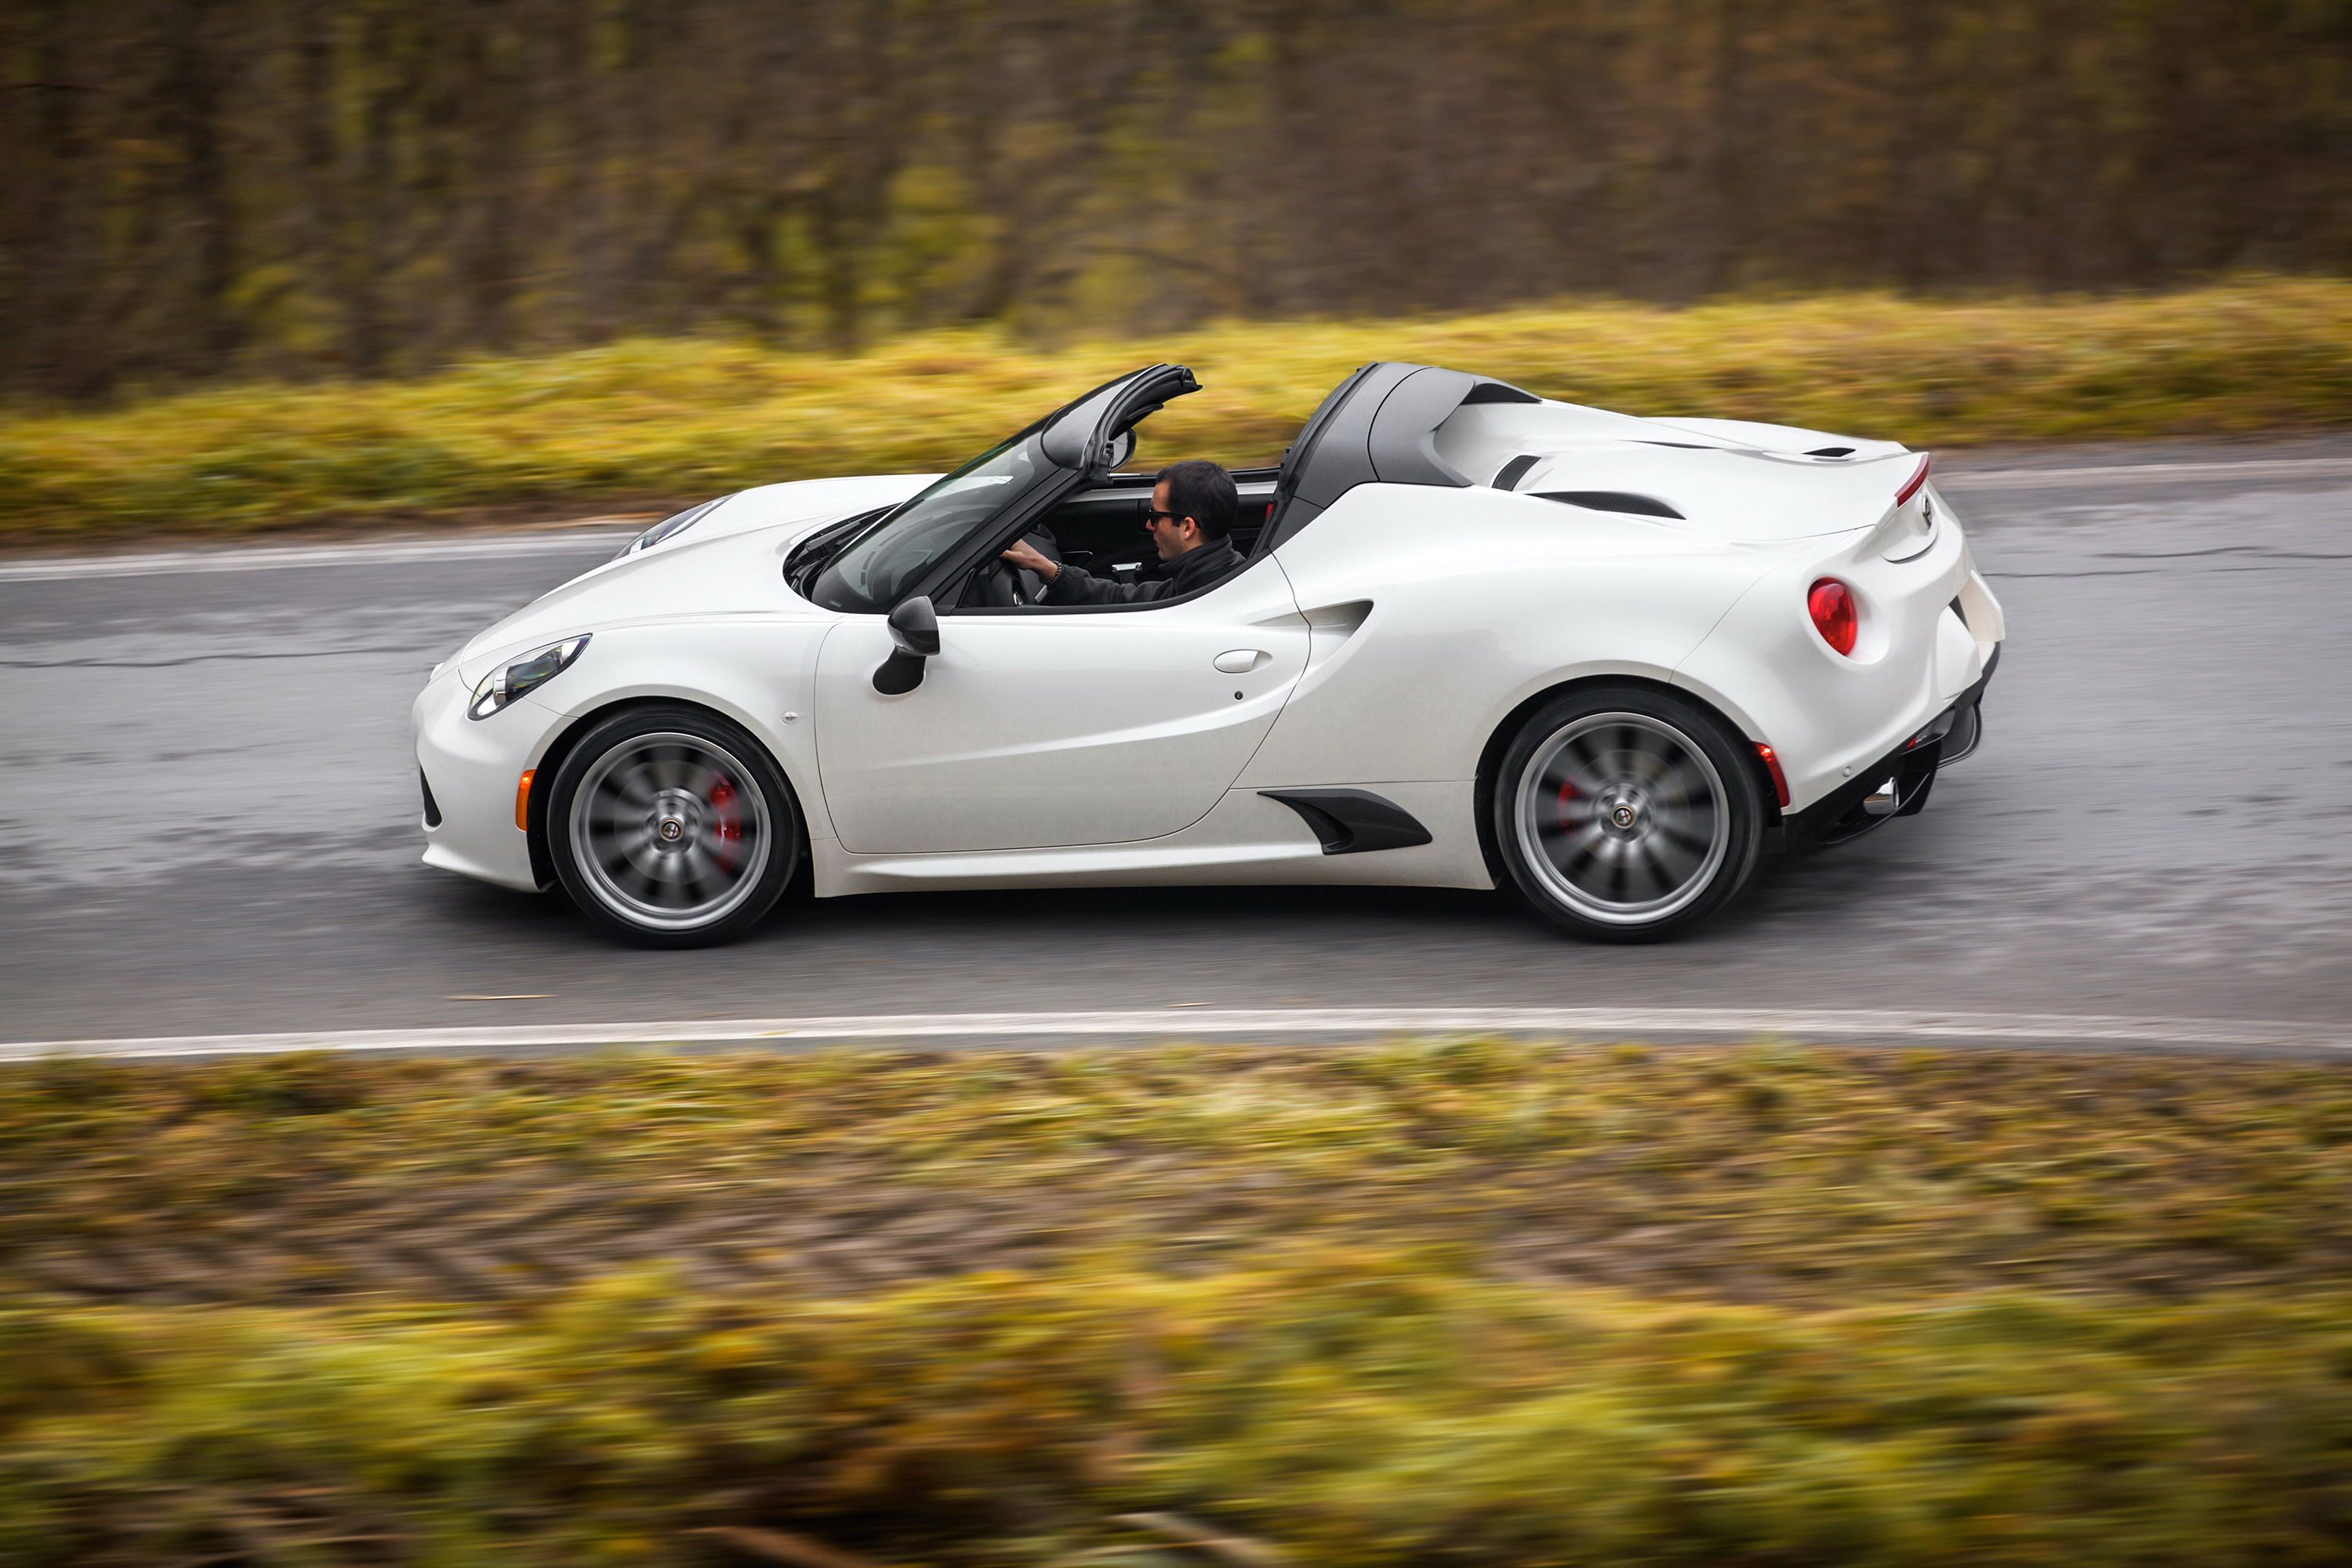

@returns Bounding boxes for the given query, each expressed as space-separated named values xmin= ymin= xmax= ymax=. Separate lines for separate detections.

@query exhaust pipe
xmin=1862 ymin=777 xmax=1900 ymax=816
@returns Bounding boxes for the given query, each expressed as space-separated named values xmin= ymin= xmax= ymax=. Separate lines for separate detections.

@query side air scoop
xmin=1260 ymin=789 xmax=1436 ymax=855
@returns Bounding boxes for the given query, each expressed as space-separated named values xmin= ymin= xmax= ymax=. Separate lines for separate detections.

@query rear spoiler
xmin=1857 ymin=452 xmax=1937 ymax=561
xmin=1894 ymin=454 xmax=1932 ymax=505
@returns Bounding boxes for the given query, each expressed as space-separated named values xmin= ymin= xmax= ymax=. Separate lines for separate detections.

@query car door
xmin=811 ymin=560 xmax=1310 ymax=853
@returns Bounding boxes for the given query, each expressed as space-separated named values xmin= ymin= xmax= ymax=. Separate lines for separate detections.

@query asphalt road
xmin=4 ymin=441 xmax=2350 ymax=1049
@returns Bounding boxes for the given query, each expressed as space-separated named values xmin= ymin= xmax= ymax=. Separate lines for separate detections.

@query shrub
xmin=3 ymin=279 xmax=2347 ymax=544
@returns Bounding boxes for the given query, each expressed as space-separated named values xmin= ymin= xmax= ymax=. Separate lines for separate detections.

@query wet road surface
xmin=4 ymin=441 xmax=2349 ymax=1047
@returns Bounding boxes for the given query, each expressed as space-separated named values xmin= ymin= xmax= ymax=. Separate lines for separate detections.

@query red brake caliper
xmin=708 ymin=776 xmax=741 ymax=872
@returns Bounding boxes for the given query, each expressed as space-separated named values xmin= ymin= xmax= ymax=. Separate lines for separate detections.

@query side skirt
xmin=810 ymin=782 xmax=1490 ymax=896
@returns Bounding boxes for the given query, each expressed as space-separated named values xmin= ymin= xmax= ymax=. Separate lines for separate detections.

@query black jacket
xmin=1044 ymin=538 xmax=1244 ymax=606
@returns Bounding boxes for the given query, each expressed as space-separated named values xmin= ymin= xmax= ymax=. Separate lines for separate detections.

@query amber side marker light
xmin=514 ymin=769 xmax=535 ymax=831
xmin=1754 ymin=743 xmax=1791 ymax=808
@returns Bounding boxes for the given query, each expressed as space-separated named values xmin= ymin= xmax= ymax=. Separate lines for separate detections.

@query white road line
xmin=2 ymin=1007 xmax=2342 ymax=1062
xmin=4 ymin=455 xmax=2347 ymax=583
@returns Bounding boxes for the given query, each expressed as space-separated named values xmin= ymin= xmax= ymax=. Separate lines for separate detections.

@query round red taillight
xmin=1808 ymin=578 xmax=1858 ymax=655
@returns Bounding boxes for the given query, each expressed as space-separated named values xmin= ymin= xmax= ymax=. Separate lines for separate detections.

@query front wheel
xmin=547 ymin=706 xmax=801 ymax=948
xmin=1493 ymin=687 xmax=1764 ymax=942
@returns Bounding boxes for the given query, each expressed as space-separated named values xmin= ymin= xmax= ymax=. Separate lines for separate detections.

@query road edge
xmin=5 ymin=1007 xmax=2346 ymax=1063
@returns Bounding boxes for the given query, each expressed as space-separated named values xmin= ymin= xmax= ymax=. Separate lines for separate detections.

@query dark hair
xmin=1155 ymin=459 xmax=1238 ymax=541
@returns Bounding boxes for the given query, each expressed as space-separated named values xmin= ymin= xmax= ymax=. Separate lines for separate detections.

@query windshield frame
xmin=804 ymin=416 xmax=1058 ymax=615
xmin=803 ymin=365 xmax=1197 ymax=615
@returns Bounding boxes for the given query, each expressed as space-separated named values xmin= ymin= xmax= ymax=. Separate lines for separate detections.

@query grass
xmin=2 ymin=278 xmax=2347 ymax=546
xmin=10 ymin=1266 xmax=2352 ymax=1567
xmin=8 ymin=1042 xmax=2352 ymax=1563
xmin=11 ymin=1041 xmax=2352 ymax=1308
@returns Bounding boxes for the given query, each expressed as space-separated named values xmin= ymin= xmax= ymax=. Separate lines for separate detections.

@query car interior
xmin=865 ymin=361 xmax=1541 ymax=614
xmin=952 ymin=466 xmax=1279 ymax=608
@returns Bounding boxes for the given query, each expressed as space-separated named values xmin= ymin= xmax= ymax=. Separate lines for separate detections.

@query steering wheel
xmin=969 ymin=530 xmax=1061 ymax=607
xmin=970 ymin=558 xmax=1037 ymax=607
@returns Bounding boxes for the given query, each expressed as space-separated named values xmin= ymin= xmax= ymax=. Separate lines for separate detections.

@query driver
xmin=1000 ymin=460 xmax=1242 ymax=604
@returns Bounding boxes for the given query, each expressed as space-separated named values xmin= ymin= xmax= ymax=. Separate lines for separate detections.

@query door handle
xmin=1214 ymin=648 xmax=1270 ymax=673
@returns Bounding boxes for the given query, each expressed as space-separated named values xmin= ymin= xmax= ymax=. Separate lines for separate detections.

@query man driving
xmin=1001 ymin=459 xmax=1243 ymax=604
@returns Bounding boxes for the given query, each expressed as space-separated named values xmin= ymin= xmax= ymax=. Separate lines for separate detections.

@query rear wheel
xmin=1493 ymin=687 xmax=1763 ymax=942
xmin=548 ymin=706 xmax=800 ymax=948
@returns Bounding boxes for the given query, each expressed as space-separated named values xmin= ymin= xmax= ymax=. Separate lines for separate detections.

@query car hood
xmin=452 ymin=471 xmax=933 ymax=678
xmin=1432 ymin=401 xmax=1919 ymax=543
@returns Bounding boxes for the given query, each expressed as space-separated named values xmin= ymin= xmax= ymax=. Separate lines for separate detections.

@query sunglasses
xmin=1141 ymin=507 xmax=1185 ymax=525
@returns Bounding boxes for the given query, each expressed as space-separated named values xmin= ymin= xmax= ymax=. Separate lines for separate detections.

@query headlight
xmin=615 ymin=498 xmax=722 ymax=559
xmin=469 ymin=635 xmax=590 ymax=720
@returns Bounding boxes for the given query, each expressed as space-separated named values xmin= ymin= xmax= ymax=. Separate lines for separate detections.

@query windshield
xmin=808 ymin=419 xmax=1054 ymax=613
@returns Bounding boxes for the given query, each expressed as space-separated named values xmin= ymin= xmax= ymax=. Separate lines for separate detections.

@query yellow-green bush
xmin=11 ymin=1040 xmax=2352 ymax=1564
xmin=3 ymin=279 xmax=2347 ymax=545
xmin=7 ymin=1267 xmax=2352 ymax=1566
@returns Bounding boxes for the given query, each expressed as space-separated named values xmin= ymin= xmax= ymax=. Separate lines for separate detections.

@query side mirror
xmin=873 ymin=595 xmax=938 ymax=695
xmin=1102 ymin=428 xmax=1136 ymax=471
xmin=888 ymin=595 xmax=940 ymax=656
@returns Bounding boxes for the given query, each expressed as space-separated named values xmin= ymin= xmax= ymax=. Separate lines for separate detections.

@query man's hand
xmin=1000 ymin=539 xmax=1058 ymax=582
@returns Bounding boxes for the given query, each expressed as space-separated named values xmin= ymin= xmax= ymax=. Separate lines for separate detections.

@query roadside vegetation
xmin=3 ymin=278 xmax=2347 ymax=547
xmin=13 ymin=2 xmax=2347 ymax=406
xmin=9 ymin=1040 xmax=2352 ymax=1565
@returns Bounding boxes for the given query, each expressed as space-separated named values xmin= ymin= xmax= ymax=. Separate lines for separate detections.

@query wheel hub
xmin=1597 ymin=782 xmax=1657 ymax=839
xmin=651 ymin=789 xmax=698 ymax=850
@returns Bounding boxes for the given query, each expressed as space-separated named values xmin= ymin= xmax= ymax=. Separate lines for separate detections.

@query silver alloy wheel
xmin=569 ymin=731 xmax=774 ymax=932
xmin=1512 ymin=710 xmax=1730 ymax=926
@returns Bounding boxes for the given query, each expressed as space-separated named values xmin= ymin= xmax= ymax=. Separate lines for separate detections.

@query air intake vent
xmin=1806 ymin=446 xmax=1856 ymax=458
xmin=419 ymin=769 xmax=443 ymax=828
xmin=1534 ymin=490 xmax=1686 ymax=520
xmin=1462 ymin=380 xmax=1541 ymax=405
xmin=1492 ymin=454 xmax=1541 ymax=491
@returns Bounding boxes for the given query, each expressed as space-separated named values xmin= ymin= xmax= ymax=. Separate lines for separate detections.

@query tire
xmin=547 ymin=706 xmax=802 ymax=948
xmin=1491 ymin=685 xmax=1764 ymax=942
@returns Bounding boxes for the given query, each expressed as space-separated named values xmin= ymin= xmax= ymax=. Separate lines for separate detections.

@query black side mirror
xmin=873 ymin=595 xmax=938 ymax=694
xmin=888 ymin=595 xmax=939 ymax=656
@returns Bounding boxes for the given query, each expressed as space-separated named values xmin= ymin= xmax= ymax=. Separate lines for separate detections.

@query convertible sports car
xmin=413 ymin=361 xmax=2004 ymax=946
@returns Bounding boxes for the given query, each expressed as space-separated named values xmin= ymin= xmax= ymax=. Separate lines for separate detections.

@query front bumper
xmin=412 ymin=668 xmax=555 ymax=892
xmin=1783 ymin=644 xmax=1998 ymax=852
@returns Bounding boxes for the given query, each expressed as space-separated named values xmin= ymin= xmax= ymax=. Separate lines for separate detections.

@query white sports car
xmin=413 ymin=361 xmax=2003 ymax=946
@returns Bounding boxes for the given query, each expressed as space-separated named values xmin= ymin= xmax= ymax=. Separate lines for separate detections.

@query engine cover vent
xmin=1492 ymin=454 xmax=1541 ymax=491
xmin=1534 ymin=490 xmax=1686 ymax=520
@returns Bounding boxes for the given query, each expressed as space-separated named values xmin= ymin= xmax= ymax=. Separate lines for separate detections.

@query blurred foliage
xmin=11 ymin=1040 xmax=2352 ymax=1307
xmin=6 ymin=1270 xmax=2352 ymax=1568
xmin=7 ymin=1252 xmax=2352 ymax=1563
xmin=6 ymin=0 xmax=2350 ymax=402
xmin=2 ymin=278 xmax=2348 ymax=545
xmin=11 ymin=1042 xmax=2352 ymax=1562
